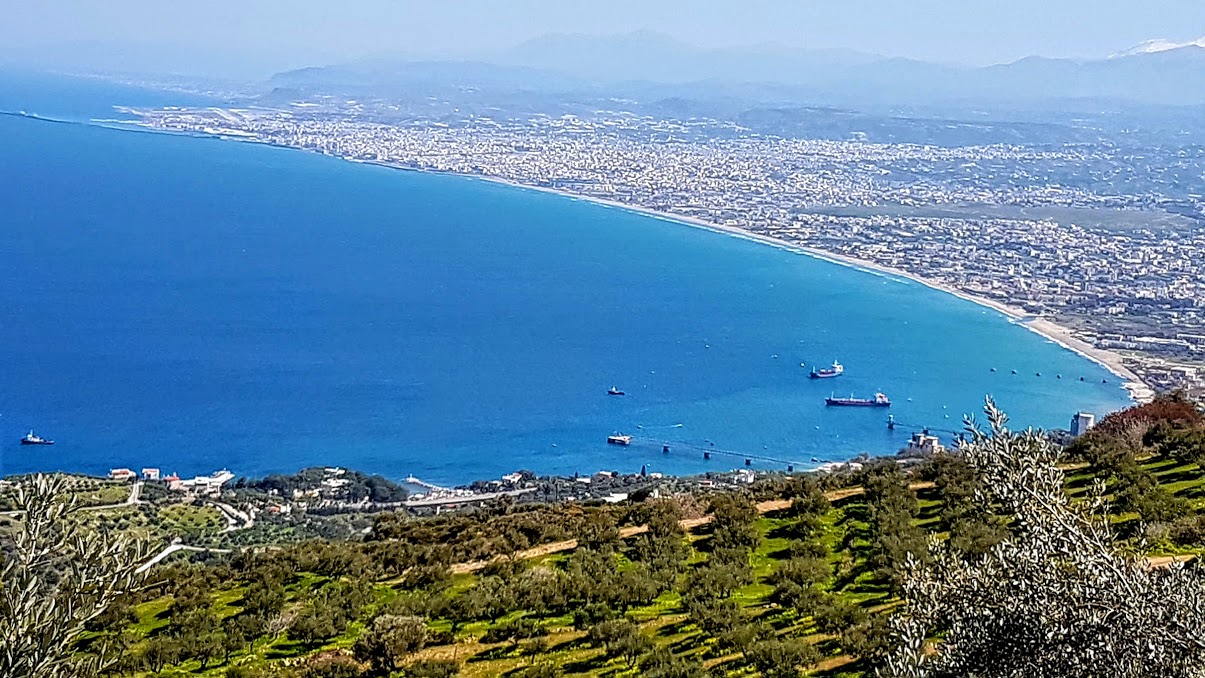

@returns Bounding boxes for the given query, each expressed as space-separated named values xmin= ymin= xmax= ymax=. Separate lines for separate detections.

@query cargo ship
xmin=20 ymin=430 xmax=54 ymax=445
xmin=825 ymin=392 xmax=891 ymax=407
xmin=809 ymin=360 xmax=844 ymax=379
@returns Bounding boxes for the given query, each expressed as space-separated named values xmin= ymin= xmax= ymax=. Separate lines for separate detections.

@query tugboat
xmin=607 ymin=434 xmax=633 ymax=446
xmin=825 ymin=392 xmax=891 ymax=407
xmin=607 ymin=386 xmax=625 ymax=396
xmin=809 ymin=360 xmax=844 ymax=379
xmin=20 ymin=430 xmax=54 ymax=445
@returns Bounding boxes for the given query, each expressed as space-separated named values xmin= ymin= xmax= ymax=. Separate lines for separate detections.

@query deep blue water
xmin=0 ymin=74 xmax=1132 ymax=483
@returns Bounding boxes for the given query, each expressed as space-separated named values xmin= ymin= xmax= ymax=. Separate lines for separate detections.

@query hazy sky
xmin=3 ymin=0 xmax=1205 ymax=75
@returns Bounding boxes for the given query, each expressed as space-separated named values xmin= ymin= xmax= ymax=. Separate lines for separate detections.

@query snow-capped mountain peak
xmin=1112 ymin=36 xmax=1205 ymax=58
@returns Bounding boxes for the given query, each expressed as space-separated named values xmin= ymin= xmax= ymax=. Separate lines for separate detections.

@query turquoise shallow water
xmin=0 ymin=74 xmax=1132 ymax=483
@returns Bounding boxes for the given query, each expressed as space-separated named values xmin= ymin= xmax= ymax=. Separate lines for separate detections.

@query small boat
xmin=809 ymin=360 xmax=844 ymax=379
xmin=20 ymin=430 xmax=54 ymax=445
xmin=826 ymin=392 xmax=891 ymax=407
xmin=607 ymin=386 xmax=625 ymax=396
xmin=606 ymin=434 xmax=632 ymax=446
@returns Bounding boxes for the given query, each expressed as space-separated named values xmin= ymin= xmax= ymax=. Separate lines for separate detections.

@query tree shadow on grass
xmin=665 ymin=634 xmax=704 ymax=655
xmin=832 ymin=560 xmax=874 ymax=593
xmin=548 ymin=636 xmax=589 ymax=653
xmin=763 ymin=507 xmax=795 ymax=521
xmin=264 ymin=640 xmax=314 ymax=660
xmin=559 ymin=649 xmax=610 ymax=674
xmin=1160 ymin=468 xmax=1205 ymax=488
xmin=658 ymin=619 xmax=695 ymax=637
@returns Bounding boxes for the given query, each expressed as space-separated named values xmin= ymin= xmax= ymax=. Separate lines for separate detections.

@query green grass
xmin=112 ymin=452 xmax=1205 ymax=678
xmin=156 ymin=503 xmax=225 ymax=538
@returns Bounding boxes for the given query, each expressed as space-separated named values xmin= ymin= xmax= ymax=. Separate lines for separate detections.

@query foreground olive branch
xmin=1 ymin=474 xmax=152 ymax=678
xmin=881 ymin=398 xmax=1205 ymax=678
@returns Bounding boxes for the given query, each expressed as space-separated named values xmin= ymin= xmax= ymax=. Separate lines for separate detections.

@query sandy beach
xmin=463 ymin=174 xmax=1154 ymax=405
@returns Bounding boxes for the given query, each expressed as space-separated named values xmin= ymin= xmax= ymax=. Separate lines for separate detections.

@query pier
xmin=626 ymin=436 xmax=809 ymax=471
xmin=404 ymin=475 xmax=450 ymax=493
xmin=886 ymin=415 xmax=967 ymax=439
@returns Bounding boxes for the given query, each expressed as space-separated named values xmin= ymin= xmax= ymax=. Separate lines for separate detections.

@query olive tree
xmin=1 ymin=474 xmax=151 ymax=678
xmin=882 ymin=400 xmax=1205 ymax=678
xmin=353 ymin=614 xmax=428 ymax=676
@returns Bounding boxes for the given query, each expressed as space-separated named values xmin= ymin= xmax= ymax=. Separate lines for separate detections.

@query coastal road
xmin=403 ymin=486 xmax=538 ymax=508
xmin=136 ymin=541 xmax=231 ymax=574
xmin=77 ymin=481 xmax=144 ymax=511
xmin=0 ymin=481 xmax=144 ymax=517
xmin=212 ymin=500 xmax=254 ymax=532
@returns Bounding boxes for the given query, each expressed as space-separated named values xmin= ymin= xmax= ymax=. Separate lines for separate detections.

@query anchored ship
xmin=809 ymin=360 xmax=844 ymax=379
xmin=20 ymin=430 xmax=54 ymax=445
xmin=825 ymin=392 xmax=891 ymax=407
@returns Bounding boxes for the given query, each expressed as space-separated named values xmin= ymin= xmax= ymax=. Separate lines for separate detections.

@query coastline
xmin=107 ymin=119 xmax=1154 ymax=405
xmin=456 ymin=173 xmax=1153 ymax=405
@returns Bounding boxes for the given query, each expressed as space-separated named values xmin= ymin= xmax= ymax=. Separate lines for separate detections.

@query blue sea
xmin=0 ymin=72 xmax=1132 ymax=484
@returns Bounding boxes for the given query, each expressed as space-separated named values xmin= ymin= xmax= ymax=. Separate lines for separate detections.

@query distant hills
xmin=271 ymin=31 xmax=1205 ymax=108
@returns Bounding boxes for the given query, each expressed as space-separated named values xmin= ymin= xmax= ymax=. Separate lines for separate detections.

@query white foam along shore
xmin=461 ymin=174 xmax=1154 ymax=405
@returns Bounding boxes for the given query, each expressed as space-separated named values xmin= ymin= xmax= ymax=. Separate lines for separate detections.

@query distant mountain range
xmin=270 ymin=31 xmax=1205 ymax=108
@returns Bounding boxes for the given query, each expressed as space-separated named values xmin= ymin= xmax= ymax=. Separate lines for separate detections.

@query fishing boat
xmin=607 ymin=434 xmax=633 ymax=446
xmin=20 ymin=430 xmax=54 ymax=445
xmin=607 ymin=386 xmax=625 ymax=396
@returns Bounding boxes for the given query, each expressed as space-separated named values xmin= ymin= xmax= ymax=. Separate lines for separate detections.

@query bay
xmin=0 ymin=74 xmax=1132 ymax=483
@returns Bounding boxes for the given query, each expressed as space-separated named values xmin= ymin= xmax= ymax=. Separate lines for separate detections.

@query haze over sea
xmin=0 ymin=73 xmax=1132 ymax=484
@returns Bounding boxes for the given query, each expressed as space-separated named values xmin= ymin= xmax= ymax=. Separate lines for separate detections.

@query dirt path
xmin=1146 ymin=554 xmax=1197 ymax=568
